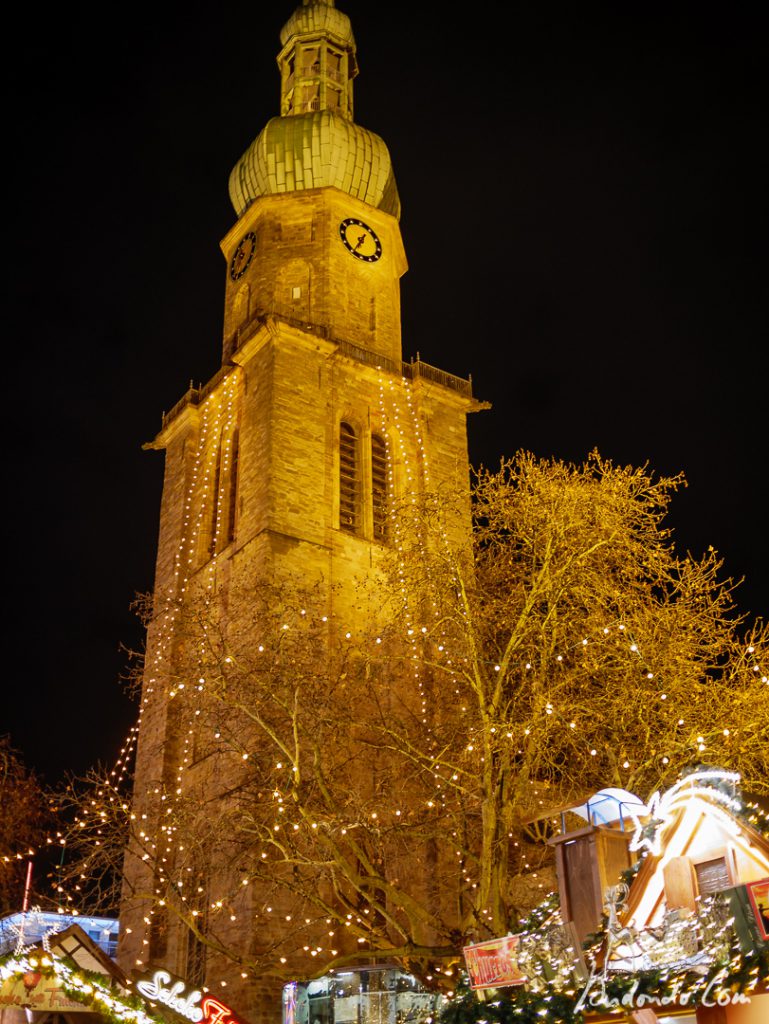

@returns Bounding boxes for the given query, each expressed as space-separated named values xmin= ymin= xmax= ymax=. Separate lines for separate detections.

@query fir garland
xmin=0 ymin=950 xmax=160 ymax=1024
xmin=442 ymin=922 xmax=767 ymax=1024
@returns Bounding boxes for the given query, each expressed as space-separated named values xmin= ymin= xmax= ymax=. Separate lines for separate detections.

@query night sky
xmin=4 ymin=2 xmax=766 ymax=786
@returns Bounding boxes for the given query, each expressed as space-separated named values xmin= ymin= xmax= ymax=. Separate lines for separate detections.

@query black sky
xmin=3 ymin=2 xmax=766 ymax=785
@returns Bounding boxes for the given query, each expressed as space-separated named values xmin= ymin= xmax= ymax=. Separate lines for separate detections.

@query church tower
xmin=118 ymin=3 xmax=486 ymax=1020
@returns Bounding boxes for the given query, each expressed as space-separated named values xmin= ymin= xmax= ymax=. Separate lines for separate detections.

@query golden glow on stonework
xmin=46 ymin=361 xmax=768 ymax=990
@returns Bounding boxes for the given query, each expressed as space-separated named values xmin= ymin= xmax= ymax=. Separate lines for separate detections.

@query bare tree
xmin=54 ymin=450 xmax=768 ymax=990
xmin=0 ymin=736 xmax=50 ymax=915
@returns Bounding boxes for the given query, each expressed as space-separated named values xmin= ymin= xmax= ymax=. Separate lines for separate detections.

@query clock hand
xmin=354 ymin=234 xmax=366 ymax=251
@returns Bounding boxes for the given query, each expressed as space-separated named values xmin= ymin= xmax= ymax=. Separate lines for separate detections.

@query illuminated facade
xmin=119 ymin=2 xmax=484 ymax=1021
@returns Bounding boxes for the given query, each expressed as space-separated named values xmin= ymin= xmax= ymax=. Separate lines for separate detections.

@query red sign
xmin=462 ymin=935 xmax=525 ymax=990
xmin=135 ymin=970 xmax=249 ymax=1024
xmin=201 ymin=996 xmax=246 ymax=1024
xmin=746 ymin=877 xmax=769 ymax=941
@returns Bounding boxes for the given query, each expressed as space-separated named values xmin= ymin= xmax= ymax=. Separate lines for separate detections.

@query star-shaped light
xmin=628 ymin=769 xmax=741 ymax=857
xmin=11 ymin=906 xmax=58 ymax=955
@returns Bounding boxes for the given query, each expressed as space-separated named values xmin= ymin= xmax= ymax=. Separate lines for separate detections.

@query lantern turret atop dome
xmin=278 ymin=0 xmax=358 ymax=121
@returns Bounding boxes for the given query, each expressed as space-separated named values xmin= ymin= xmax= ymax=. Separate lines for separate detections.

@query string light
xmin=46 ymin=353 xmax=768 ymax=1003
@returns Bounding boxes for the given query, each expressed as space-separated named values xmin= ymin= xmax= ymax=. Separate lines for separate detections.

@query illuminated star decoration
xmin=628 ymin=769 xmax=742 ymax=857
xmin=11 ymin=905 xmax=58 ymax=955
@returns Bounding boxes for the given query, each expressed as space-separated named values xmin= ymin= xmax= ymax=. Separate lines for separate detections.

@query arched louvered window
xmin=207 ymin=440 xmax=223 ymax=559
xmin=184 ymin=863 xmax=208 ymax=988
xmin=371 ymin=434 xmax=388 ymax=541
xmin=225 ymin=427 xmax=239 ymax=545
xmin=339 ymin=421 xmax=358 ymax=532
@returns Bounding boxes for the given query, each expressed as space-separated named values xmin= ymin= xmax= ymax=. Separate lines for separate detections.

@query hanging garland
xmin=0 ymin=950 xmax=161 ymax=1024
xmin=440 ymin=788 xmax=769 ymax=1024
xmin=441 ymin=902 xmax=767 ymax=1024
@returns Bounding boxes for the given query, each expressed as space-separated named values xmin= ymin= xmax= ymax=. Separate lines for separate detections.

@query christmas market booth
xmin=455 ymin=770 xmax=769 ymax=1024
xmin=0 ymin=918 xmax=158 ymax=1024
xmin=0 ymin=917 xmax=270 ymax=1024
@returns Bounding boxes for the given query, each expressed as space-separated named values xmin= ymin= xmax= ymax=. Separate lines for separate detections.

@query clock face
xmin=339 ymin=218 xmax=382 ymax=263
xmin=229 ymin=231 xmax=257 ymax=281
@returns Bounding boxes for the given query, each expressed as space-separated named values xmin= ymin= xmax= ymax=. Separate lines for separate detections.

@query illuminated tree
xmin=0 ymin=735 xmax=50 ymax=915
xmin=55 ymin=450 xmax=768 ymax=989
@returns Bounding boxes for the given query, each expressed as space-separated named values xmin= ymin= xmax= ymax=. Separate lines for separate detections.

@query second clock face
xmin=339 ymin=218 xmax=382 ymax=263
xmin=230 ymin=231 xmax=257 ymax=280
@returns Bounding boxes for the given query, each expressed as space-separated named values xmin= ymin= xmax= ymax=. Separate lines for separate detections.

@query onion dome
xmin=228 ymin=0 xmax=400 ymax=219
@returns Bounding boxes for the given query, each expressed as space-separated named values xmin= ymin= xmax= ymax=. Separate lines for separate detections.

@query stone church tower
xmin=119 ymin=2 xmax=485 ymax=1020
